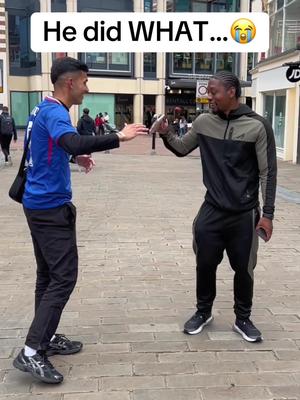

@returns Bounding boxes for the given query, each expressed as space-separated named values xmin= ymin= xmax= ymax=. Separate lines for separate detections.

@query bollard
xmin=151 ymin=132 xmax=156 ymax=155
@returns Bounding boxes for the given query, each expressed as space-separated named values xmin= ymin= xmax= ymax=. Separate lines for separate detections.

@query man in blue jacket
xmin=13 ymin=57 xmax=148 ymax=384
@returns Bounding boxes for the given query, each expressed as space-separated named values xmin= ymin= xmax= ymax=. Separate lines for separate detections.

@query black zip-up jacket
xmin=161 ymin=104 xmax=277 ymax=219
xmin=77 ymin=114 xmax=96 ymax=136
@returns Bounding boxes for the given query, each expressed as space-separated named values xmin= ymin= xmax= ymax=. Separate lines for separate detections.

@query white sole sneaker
xmin=233 ymin=323 xmax=263 ymax=342
xmin=184 ymin=315 xmax=213 ymax=335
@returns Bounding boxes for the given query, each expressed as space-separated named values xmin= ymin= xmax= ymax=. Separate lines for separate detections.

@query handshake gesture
xmin=117 ymin=123 xmax=149 ymax=142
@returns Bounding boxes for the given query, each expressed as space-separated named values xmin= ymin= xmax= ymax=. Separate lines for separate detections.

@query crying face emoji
xmin=231 ymin=18 xmax=256 ymax=44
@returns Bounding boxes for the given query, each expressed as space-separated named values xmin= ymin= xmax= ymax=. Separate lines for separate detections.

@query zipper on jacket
xmin=223 ymin=120 xmax=230 ymax=139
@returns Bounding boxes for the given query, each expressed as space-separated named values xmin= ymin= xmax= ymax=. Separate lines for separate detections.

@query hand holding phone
xmin=256 ymin=227 xmax=267 ymax=241
xmin=149 ymin=114 xmax=166 ymax=134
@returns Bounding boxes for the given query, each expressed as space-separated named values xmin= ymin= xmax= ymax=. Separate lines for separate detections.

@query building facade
xmin=251 ymin=0 xmax=300 ymax=163
xmin=3 ymin=0 xmax=252 ymax=130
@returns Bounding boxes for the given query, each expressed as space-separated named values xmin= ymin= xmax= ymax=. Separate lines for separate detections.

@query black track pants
xmin=0 ymin=134 xmax=12 ymax=161
xmin=193 ymin=201 xmax=259 ymax=319
xmin=23 ymin=203 xmax=78 ymax=350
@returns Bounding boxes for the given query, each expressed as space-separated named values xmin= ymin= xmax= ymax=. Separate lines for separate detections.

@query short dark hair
xmin=2 ymin=106 xmax=8 ymax=112
xmin=83 ymin=108 xmax=89 ymax=114
xmin=51 ymin=57 xmax=89 ymax=84
xmin=212 ymin=71 xmax=241 ymax=98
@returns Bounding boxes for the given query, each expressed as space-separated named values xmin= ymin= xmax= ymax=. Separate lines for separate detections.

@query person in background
xmin=179 ymin=115 xmax=187 ymax=137
xmin=103 ymin=112 xmax=109 ymax=123
xmin=77 ymin=108 xmax=95 ymax=136
xmin=0 ymin=106 xmax=17 ymax=166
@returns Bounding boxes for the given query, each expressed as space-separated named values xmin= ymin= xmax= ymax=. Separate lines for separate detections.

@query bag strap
xmin=17 ymin=128 xmax=31 ymax=177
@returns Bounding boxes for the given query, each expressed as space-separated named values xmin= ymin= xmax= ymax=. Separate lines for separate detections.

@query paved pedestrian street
xmin=1 ymin=136 xmax=300 ymax=400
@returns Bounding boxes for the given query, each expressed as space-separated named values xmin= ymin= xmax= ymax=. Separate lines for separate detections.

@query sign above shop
xmin=196 ymin=79 xmax=209 ymax=104
xmin=284 ymin=62 xmax=300 ymax=83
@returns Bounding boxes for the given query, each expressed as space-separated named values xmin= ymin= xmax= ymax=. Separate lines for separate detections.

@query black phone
xmin=257 ymin=227 xmax=267 ymax=241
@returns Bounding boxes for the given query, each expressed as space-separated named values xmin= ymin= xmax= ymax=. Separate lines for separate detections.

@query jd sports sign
xmin=286 ymin=64 xmax=300 ymax=83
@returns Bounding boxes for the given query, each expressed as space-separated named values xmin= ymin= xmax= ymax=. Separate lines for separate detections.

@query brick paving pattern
xmin=0 ymin=135 xmax=300 ymax=399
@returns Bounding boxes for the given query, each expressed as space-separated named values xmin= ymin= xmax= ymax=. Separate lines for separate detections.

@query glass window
xmin=11 ymin=91 xmax=42 ymax=127
xmin=109 ymin=53 xmax=130 ymax=71
xmin=77 ymin=0 xmax=133 ymax=11
xmin=144 ymin=0 xmax=157 ymax=11
xmin=195 ymin=53 xmax=213 ymax=73
xmin=274 ymin=93 xmax=286 ymax=149
xmin=7 ymin=0 xmax=41 ymax=76
xmin=173 ymin=53 xmax=193 ymax=74
xmin=263 ymin=91 xmax=286 ymax=150
xmin=216 ymin=53 xmax=234 ymax=72
xmin=115 ymin=95 xmax=133 ymax=127
xmin=263 ymin=94 xmax=274 ymax=126
xmin=29 ymin=92 xmax=42 ymax=113
xmin=284 ymin=0 xmax=300 ymax=52
xmin=51 ymin=0 xmax=66 ymax=12
xmin=166 ymin=0 xmax=239 ymax=12
xmin=277 ymin=0 xmax=284 ymax=9
xmin=269 ymin=10 xmax=283 ymax=55
xmin=84 ymin=53 xmax=131 ymax=72
xmin=144 ymin=53 xmax=156 ymax=78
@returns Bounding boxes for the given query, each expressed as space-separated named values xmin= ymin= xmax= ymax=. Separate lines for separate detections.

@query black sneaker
xmin=183 ymin=311 xmax=213 ymax=335
xmin=233 ymin=318 xmax=263 ymax=342
xmin=13 ymin=349 xmax=63 ymax=384
xmin=46 ymin=334 xmax=83 ymax=356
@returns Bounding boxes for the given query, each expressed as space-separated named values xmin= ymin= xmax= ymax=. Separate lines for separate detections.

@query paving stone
xmin=201 ymin=386 xmax=272 ymax=400
xmin=269 ymin=386 xmax=300 ymax=399
xmin=70 ymin=363 xmax=132 ymax=378
xmin=166 ymin=373 xmax=230 ymax=388
xmin=133 ymin=362 xmax=195 ymax=375
xmin=102 ymin=376 xmax=165 ymax=390
xmin=132 ymin=389 xmax=201 ymax=400
xmin=64 ymin=393 xmax=130 ymax=400
xmin=32 ymin=378 xmax=98 ymax=394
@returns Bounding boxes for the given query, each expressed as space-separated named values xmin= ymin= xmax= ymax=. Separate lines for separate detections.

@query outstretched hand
xmin=119 ymin=123 xmax=148 ymax=141
xmin=76 ymin=155 xmax=96 ymax=173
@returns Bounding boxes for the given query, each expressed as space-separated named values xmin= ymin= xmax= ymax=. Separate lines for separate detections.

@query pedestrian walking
xmin=12 ymin=56 xmax=148 ymax=384
xmin=0 ymin=106 xmax=17 ymax=166
xmin=155 ymin=71 xmax=277 ymax=343
xmin=77 ymin=108 xmax=95 ymax=136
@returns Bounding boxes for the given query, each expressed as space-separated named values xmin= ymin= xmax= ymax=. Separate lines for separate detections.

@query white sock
xmin=24 ymin=345 xmax=37 ymax=357
xmin=50 ymin=335 xmax=56 ymax=342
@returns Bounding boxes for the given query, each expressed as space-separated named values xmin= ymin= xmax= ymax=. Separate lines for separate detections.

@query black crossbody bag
xmin=8 ymin=128 xmax=32 ymax=204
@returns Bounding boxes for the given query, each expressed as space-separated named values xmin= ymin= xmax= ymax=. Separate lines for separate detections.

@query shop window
xmin=144 ymin=95 xmax=156 ymax=128
xmin=11 ymin=91 xmax=42 ymax=127
xmin=79 ymin=93 xmax=115 ymax=125
xmin=263 ymin=91 xmax=286 ymax=151
xmin=144 ymin=53 xmax=157 ymax=78
xmin=115 ymin=94 xmax=133 ymax=128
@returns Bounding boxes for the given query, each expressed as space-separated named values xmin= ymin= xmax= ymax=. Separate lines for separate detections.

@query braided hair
xmin=212 ymin=71 xmax=241 ymax=99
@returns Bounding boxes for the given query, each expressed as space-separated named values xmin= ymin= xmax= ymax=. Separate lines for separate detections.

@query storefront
xmin=252 ymin=62 xmax=300 ymax=163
